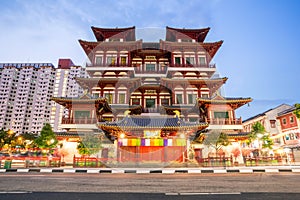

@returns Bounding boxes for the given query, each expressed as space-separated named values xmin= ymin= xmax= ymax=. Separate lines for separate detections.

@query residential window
xmin=95 ymin=56 xmax=103 ymax=65
xmin=199 ymin=57 xmax=206 ymax=65
xmin=105 ymin=93 xmax=113 ymax=104
xmin=176 ymin=94 xmax=183 ymax=104
xmin=282 ymin=118 xmax=287 ymax=125
xmin=146 ymin=64 xmax=155 ymax=71
xmin=270 ymin=120 xmax=276 ymax=128
xmin=174 ymin=57 xmax=181 ymax=65
xmin=185 ymin=57 xmax=195 ymax=65
xmin=290 ymin=116 xmax=295 ymax=123
xmin=118 ymin=93 xmax=126 ymax=104
xmin=188 ymin=94 xmax=197 ymax=104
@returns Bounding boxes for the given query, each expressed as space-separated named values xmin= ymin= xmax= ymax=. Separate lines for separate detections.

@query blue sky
xmin=0 ymin=0 xmax=300 ymax=120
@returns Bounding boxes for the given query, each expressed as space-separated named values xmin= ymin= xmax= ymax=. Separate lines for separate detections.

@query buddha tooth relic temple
xmin=51 ymin=26 xmax=252 ymax=165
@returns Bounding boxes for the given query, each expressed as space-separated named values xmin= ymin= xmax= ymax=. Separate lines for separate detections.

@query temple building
xmin=52 ymin=26 xmax=252 ymax=164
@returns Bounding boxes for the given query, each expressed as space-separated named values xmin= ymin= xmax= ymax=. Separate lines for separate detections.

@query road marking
xmin=265 ymin=168 xmax=279 ymax=173
xmin=0 ymin=191 xmax=32 ymax=194
xmin=17 ymin=169 xmax=29 ymax=173
xmin=165 ymin=193 xmax=179 ymax=195
xmin=213 ymin=169 xmax=227 ymax=173
xmin=292 ymin=168 xmax=300 ymax=173
xmin=165 ymin=192 xmax=241 ymax=196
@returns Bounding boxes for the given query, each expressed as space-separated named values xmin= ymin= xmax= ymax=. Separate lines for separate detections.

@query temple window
xmin=214 ymin=111 xmax=229 ymax=119
xmin=106 ymin=56 xmax=116 ymax=65
xmin=146 ymin=99 xmax=156 ymax=108
xmin=176 ymin=94 xmax=183 ymax=104
xmin=199 ymin=56 xmax=206 ymax=65
xmin=145 ymin=64 xmax=155 ymax=71
xmin=105 ymin=93 xmax=114 ymax=104
xmin=185 ymin=57 xmax=195 ymax=65
xmin=187 ymin=94 xmax=197 ymax=104
xmin=120 ymin=56 xmax=127 ymax=65
xmin=132 ymin=98 xmax=140 ymax=105
xmin=174 ymin=57 xmax=181 ymax=65
xmin=118 ymin=93 xmax=126 ymax=104
xmin=161 ymin=99 xmax=169 ymax=106
xmin=201 ymin=93 xmax=209 ymax=98
xmin=189 ymin=118 xmax=198 ymax=122
xmin=74 ymin=111 xmax=90 ymax=118
xmin=95 ymin=56 xmax=103 ymax=65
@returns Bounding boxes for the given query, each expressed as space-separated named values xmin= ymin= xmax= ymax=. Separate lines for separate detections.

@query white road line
xmin=0 ymin=191 xmax=32 ymax=194
xmin=166 ymin=192 xmax=241 ymax=196
xmin=165 ymin=193 xmax=179 ymax=195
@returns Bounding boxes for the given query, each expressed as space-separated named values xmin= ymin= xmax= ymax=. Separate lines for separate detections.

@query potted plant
xmin=231 ymin=148 xmax=241 ymax=166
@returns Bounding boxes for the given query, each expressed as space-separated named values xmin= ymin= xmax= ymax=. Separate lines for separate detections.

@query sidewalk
xmin=1 ymin=165 xmax=300 ymax=174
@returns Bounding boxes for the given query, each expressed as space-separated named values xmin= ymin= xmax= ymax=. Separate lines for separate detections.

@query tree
xmin=293 ymin=103 xmax=300 ymax=119
xmin=247 ymin=122 xmax=273 ymax=151
xmin=77 ymin=134 xmax=102 ymax=156
xmin=247 ymin=122 xmax=266 ymax=145
xmin=204 ymin=131 xmax=230 ymax=155
xmin=0 ymin=129 xmax=17 ymax=149
xmin=21 ymin=132 xmax=38 ymax=148
xmin=34 ymin=123 xmax=58 ymax=149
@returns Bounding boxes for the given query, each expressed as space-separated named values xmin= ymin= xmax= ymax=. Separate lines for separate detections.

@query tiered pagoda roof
xmin=51 ymin=95 xmax=107 ymax=105
xmin=160 ymin=40 xmax=223 ymax=60
xmin=197 ymin=94 xmax=252 ymax=109
xmin=100 ymin=115 xmax=208 ymax=132
xmin=91 ymin=26 xmax=136 ymax=41
xmin=166 ymin=26 xmax=210 ymax=42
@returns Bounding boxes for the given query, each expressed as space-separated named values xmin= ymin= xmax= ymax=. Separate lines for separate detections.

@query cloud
xmin=0 ymin=0 xmax=220 ymax=66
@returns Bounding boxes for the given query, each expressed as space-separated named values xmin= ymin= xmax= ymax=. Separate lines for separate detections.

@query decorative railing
xmin=73 ymin=156 xmax=108 ymax=168
xmin=134 ymin=68 xmax=167 ymax=74
xmin=244 ymin=156 xmax=290 ymax=166
xmin=62 ymin=118 xmax=98 ymax=124
xmin=206 ymin=118 xmax=242 ymax=125
xmin=169 ymin=63 xmax=216 ymax=68
xmin=196 ymin=156 xmax=234 ymax=167
xmin=0 ymin=156 xmax=61 ymax=168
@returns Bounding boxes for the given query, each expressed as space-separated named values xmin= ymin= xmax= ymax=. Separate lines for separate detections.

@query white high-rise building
xmin=0 ymin=63 xmax=56 ymax=135
xmin=50 ymin=59 xmax=87 ymax=132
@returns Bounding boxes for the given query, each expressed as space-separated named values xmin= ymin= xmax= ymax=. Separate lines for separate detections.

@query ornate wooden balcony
xmin=62 ymin=118 xmax=98 ymax=124
xmin=134 ymin=68 xmax=167 ymax=74
xmin=206 ymin=118 xmax=242 ymax=125
xmin=169 ymin=63 xmax=216 ymax=68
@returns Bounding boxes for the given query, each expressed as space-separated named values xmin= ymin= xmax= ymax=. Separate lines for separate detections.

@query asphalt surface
xmin=0 ymin=192 xmax=299 ymax=200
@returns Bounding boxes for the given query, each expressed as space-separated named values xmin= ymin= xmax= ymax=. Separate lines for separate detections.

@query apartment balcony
xmin=206 ymin=118 xmax=243 ymax=130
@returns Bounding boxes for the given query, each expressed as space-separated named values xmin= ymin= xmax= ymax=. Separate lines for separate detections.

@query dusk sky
xmin=0 ymin=0 xmax=299 ymax=120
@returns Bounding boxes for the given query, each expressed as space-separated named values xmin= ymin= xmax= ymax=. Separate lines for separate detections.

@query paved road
xmin=0 ymin=192 xmax=299 ymax=200
xmin=0 ymin=173 xmax=299 ymax=199
xmin=0 ymin=173 xmax=299 ymax=193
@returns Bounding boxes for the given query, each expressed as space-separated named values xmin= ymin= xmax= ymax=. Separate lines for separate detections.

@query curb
xmin=1 ymin=167 xmax=300 ymax=174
